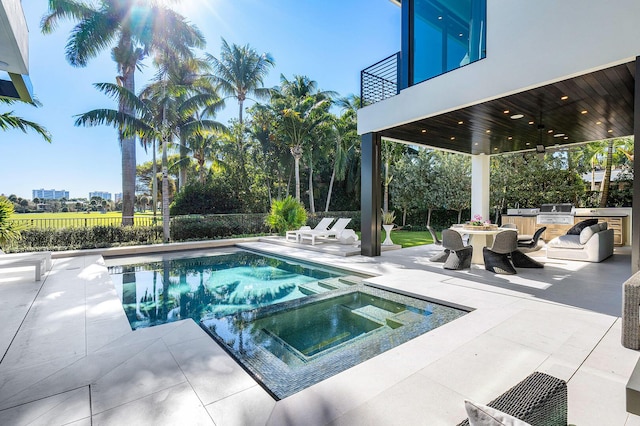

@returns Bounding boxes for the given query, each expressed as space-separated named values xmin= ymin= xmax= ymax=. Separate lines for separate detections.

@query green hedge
xmin=8 ymin=225 xmax=162 ymax=252
xmin=171 ymin=214 xmax=270 ymax=241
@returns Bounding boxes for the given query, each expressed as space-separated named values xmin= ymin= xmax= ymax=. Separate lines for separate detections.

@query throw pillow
xmin=464 ymin=400 xmax=531 ymax=426
xmin=579 ymin=224 xmax=601 ymax=245
xmin=599 ymin=221 xmax=608 ymax=231
xmin=566 ymin=218 xmax=598 ymax=235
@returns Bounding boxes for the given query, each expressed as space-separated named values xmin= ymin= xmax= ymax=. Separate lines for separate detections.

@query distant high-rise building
xmin=89 ymin=191 xmax=112 ymax=201
xmin=32 ymin=189 xmax=69 ymax=200
xmin=114 ymin=193 xmax=123 ymax=203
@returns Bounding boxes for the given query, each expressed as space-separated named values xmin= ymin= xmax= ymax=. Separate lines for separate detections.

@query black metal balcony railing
xmin=360 ymin=52 xmax=400 ymax=106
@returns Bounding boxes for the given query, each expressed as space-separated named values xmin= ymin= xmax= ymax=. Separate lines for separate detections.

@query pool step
xmin=338 ymin=275 xmax=364 ymax=286
xmin=299 ymin=275 xmax=364 ymax=295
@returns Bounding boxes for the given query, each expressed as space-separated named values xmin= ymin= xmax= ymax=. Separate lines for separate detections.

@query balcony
xmin=360 ymin=52 xmax=399 ymax=106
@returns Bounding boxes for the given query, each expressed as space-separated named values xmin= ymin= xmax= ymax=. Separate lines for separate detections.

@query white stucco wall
xmin=358 ymin=0 xmax=640 ymax=134
xmin=0 ymin=0 xmax=29 ymax=74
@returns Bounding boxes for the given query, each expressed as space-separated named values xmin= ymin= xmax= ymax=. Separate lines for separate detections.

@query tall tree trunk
xmin=179 ymin=134 xmax=188 ymax=191
xmin=291 ymin=145 xmax=303 ymax=201
xmin=121 ymin=69 xmax=136 ymax=226
xmin=325 ymin=166 xmax=336 ymax=212
xmin=402 ymin=208 xmax=407 ymax=226
xmin=152 ymin=140 xmax=158 ymax=221
xmin=457 ymin=210 xmax=462 ymax=224
xmin=591 ymin=158 xmax=597 ymax=191
xmin=162 ymin=136 xmax=170 ymax=242
xmin=599 ymin=140 xmax=614 ymax=207
xmin=308 ymin=151 xmax=315 ymax=214
xmin=427 ymin=208 xmax=432 ymax=227
xmin=383 ymin=160 xmax=390 ymax=213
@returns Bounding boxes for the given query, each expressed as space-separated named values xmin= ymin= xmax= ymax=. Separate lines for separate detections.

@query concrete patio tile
xmin=419 ymin=333 xmax=550 ymax=403
xmin=0 ymin=386 xmax=90 ymax=426
xmin=626 ymin=413 xmax=640 ymax=425
xmin=205 ymin=385 xmax=275 ymax=426
xmin=86 ymin=316 xmax=132 ymax=353
xmin=167 ymin=336 xmax=257 ymax=405
xmin=326 ymin=374 xmax=468 ymax=426
xmin=0 ymin=339 xmax=154 ymax=410
xmin=91 ymin=339 xmax=187 ymax=414
xmin=1 ymin=321 xmax=87 ymax=369
xmin=568 ymin=368 xmax=629 ymax=426
xmin=0 ymin=354 xmax=85 ymax=409
xmin=92 ymin=382 xmax=214 ymax=426
xmin=160 ymin=319 xmax=208 ymax=346
xmin=92 ymin=320 xmax=184 ymax=351
xmin=579 ymin=319 xmax=640 ymax=381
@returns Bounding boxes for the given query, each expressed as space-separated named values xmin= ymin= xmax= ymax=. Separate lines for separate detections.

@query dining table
xmin=450 ymin=226 xmax=507 ymax=265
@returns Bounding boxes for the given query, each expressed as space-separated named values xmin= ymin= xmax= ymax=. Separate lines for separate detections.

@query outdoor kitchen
xmin=503 ymin=203 xmax=631 ymax=246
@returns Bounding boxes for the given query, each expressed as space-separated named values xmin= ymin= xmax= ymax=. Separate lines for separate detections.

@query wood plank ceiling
xmin=380 ymin=61 xmax=636 ymax=155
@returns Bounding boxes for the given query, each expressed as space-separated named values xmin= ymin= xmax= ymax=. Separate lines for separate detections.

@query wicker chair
xmin=483 ymin=230 xmax=518 ymax=274
xmin=458 ymin=372 xmax=568 ymax=426
xmin=442 ymin=229 xmax=473 ymax=270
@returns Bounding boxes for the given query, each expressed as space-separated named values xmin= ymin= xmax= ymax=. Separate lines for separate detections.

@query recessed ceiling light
xmin=450 ymin=136 xmax=456 ymax=140
xmin=553 ymin=133 xmax=565 ymax=137
xmin=581 ymin=110 xmax=588 ymax=114
xmin=596 ymin=121 xmax=602 ymax=125
xmin=508 ymin=136 xmax=513 ymax=140
xmin=503 ymin=110 xmax=510 ymax=114
xmin=494 ymin=147 xmax=498 ymax=151
xmin=421 ymin=129 xmax=427 ymax=133
xmin=458 ymin=121 xmax=464 ymax=125
xmin=608 ymin=130 xmax=613 ymax=133
xmin=486 ymin=130 xmax=491 ymax=133
xmin=510 ymin=114 xmax=524 ymax=119
xmin=526 ymin=142 xmax=531 ymax=146
xmin=474 ymin=142 xmax=479 ymax=146
xmin=561 ymin=95 xmax=569 ymax=100
xmin=564 ymin=137 xmax=569 ymax=140
xmin=547 ymin=130 xmax=553 ymax=133
xmin=529 ymin=121 xmax=535 ymax=125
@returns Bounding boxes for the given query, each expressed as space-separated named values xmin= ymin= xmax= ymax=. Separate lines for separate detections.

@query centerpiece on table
xmin=463 ymin=215 xmax=498 ymax=230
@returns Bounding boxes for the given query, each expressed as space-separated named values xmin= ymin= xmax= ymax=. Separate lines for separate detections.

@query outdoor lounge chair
xmin=285 ymin=217 xmax=334 ymax=243
xmin=0 ymin=251 xmax=53 ymax=281
xmin=298 ymin=218 xmax=352 ymax=245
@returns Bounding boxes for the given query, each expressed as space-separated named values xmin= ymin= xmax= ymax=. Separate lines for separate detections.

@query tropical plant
xmin=265 ymin=196 xmax=307 ymax=234
xmin=0 ymin=196 xmax=24 ymax=250
xmin=42 ymin=0 xmax=205 ymax=225
xmin=0 ymin=98 xmax=51 ymax=142
xmin=381 ymin=210 xmax=396 ymax=225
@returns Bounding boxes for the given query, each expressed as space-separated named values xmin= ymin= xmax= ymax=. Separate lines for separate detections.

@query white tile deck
xmin=0 ymin=241 xmax=638 ymax=425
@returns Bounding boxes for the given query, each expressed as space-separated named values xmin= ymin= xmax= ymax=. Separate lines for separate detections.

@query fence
xmin=8 ymin=215 xmax=159 ymax=229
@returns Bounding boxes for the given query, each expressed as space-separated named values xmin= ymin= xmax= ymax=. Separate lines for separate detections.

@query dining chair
xmin=442 ymin=229 xmax=473 ymax=270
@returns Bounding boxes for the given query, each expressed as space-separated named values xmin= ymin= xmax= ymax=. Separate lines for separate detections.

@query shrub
xmin=265 ymin=197 xmax=307 ymax=235
xmin=0 ymin=196 xmax=24 ymax=250
xmin=170 ymin=180 xmax=243 ymax=215
xmin=171 ymin=214 xmax=270 ymax=241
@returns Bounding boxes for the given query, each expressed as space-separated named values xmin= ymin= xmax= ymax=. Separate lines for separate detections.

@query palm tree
xmin=206 ymin=38 xmax=275 ymax=125
xmin=270 ymin=75 xmax=333 ymax=205
xmin=0 ymin=98 xmax=51 ymax=142
xmin=42 ymin=0 xmax=205 ymax=225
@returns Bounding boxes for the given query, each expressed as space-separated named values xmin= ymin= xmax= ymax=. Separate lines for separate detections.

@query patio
xmin=0 ymin=240 xmax=638 ymax=425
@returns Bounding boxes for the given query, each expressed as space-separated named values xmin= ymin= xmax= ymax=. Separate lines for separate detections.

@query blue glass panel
xmin=411 ymin=0 xmax=486 ymax=85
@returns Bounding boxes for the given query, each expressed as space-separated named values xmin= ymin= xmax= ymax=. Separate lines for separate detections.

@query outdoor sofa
xmin=546 ymin=220 xmax=614 ymax=263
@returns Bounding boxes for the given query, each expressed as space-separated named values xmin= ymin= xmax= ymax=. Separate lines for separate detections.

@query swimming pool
xmin=106 ymin=249 xmax=362 ymax=329
xmin=107 ymin=248 xmax=469 ymax=399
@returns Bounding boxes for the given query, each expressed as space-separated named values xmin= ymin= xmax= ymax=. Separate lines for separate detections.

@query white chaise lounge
xmin=285 ymin=217 xmax=335 ymax=243
xmin=299 ymin=218 xmax=352 ymax=245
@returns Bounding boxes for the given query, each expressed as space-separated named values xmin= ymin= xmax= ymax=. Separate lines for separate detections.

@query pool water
xmin=107 ymin=250 xmax=357 ymax=329
xmin=201 ymin=286 xmax=469 ymax=399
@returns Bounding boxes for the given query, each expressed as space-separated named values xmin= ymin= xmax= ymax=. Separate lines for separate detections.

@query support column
xmin=471 ymin=154 xmax=491 ymax=222
xmin=632 ymin=56 xmax=640 ymax=273
xmin=361 ymin=132 xmax=382 ymax=257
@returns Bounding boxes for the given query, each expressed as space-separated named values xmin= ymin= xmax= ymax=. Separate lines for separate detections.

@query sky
xmin=0 ymin=0 xmax=400 ymax=200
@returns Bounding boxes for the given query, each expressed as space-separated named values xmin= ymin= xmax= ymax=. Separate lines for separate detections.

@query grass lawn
xmin=357 ymin=230 xmax=435 ymax=248
xmin=9 ymin=211 xmax=157 ymax=229
xmin=384 ymin=230 xmax=434 ymax=248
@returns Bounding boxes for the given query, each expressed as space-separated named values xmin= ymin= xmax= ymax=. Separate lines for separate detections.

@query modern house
xmin=0 ymin=0 xmax=33 ymax=103
xmin=358 ymin=0 xmax=640 ymax=271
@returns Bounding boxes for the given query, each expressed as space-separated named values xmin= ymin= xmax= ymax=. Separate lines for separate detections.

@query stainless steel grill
xmin=537 ymin=204 xmax=575 ymax=225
